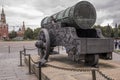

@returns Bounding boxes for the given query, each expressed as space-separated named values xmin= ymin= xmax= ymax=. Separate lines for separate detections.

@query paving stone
xmin=25 ymin=54 xmax=120 ymax=80
xmin=0 ymin=41 xmax=120 ymax=80
xmin=0 ymin=42 xmax=37 ymax=80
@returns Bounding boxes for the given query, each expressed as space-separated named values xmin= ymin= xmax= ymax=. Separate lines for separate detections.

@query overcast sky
xmin=0 ymin=0 xmax=120 ymax=31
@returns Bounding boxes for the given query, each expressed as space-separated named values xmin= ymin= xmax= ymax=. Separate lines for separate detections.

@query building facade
xmin=0 ymin=7 xmax=9 ymax=40
xmin=17 ymin=21 xmax=25 ymax=38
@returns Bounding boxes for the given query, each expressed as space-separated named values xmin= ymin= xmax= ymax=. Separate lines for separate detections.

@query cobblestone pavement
xmin=113 ymin=52 xmax=120 ymax=60
xmin=0 ymin=41 xmax=120 ymax=80
xmin=0 ymin=41 xmax=38 ymax=80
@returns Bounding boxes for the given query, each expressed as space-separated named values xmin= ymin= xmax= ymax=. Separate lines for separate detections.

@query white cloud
xmin=5 ymin=5 xmax=44 ymax=17
xmin=97 ymin=10 xmax=108 ymax=19
xmin=0 ymin=0 xmax=119 ymax=31
xmin=7 ymin=15 xmax=41 ymax=31
xmin=101 ymin=19 xmax=113 ymax=26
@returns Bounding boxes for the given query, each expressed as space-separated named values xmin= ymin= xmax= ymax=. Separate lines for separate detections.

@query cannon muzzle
xmin=41 ymin=1 xmax=96 ymax=29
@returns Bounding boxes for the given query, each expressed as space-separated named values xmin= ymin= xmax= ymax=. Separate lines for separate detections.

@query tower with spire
xmin=0 ymin=6 xmax=9 ymax=40
xmin=1 ymin=6 xmax=6 ymax=23
xmin=22 ymin=21 xmax=25 ymax=33
xmin=17 ymin=21 xmax=26 ymax=38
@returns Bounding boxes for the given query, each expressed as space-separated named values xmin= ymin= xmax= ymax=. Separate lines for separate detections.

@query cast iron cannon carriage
xmin=35 ymin=1 xmax=114 ymax=67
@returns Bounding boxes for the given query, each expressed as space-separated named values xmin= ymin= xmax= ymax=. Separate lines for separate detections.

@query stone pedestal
xmin=24 ymin=54 xmax=120 ymax=80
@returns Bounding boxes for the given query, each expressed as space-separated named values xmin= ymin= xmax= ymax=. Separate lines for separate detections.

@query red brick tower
xmin=22 ymin=21 xmax=25 ymax=34
xmin=17 ymin=21 xmax=25 ymax=37
xmin=0 ymin=6 xmax=9 ymax=40
xmin=1 ymin=7 xmax=6 ymax=23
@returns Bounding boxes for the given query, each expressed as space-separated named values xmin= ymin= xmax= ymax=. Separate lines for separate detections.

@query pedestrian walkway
xmin=0 ymin=52 xmax=38 ymax=80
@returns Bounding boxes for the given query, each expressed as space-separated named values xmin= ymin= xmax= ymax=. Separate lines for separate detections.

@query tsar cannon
xmin=35 ymin=1 xmax=114 ymax=67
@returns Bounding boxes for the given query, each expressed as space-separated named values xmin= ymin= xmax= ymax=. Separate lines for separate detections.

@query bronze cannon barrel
xmin=41 ymin=1 xmax=96 ymax=29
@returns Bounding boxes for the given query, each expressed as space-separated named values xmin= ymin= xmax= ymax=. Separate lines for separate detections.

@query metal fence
xmin=0 ymin=45 xmax=24 ymax=53
xmin=19 ymin=48 xmax=41 ymax=80
xmin=19 ymin=47 xmax=114 ymax=80
xmin=0 ymin=45 xmax=38 ymax=54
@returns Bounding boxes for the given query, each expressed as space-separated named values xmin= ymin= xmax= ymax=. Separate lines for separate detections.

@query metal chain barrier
xmin=46 ymin=63 xmax=98 ymax=72
xmin=46 ymin=63 xmax=114 ymax=80
xmin=19 ymin=48 xmax=41 ymax=80
xmin=19 ymin=47 xmax=114 ymax=80
xmin=97 ymin=70 xmax=113 ymax=80
xmin=0 ymin=45 xmax=37 ymax=53
xmin=25 ymin=48 xmax=37 ymax=51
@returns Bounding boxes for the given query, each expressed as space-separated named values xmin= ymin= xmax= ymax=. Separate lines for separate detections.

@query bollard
xmin=8 ymin=46 xmax=10 ymax=53
xmin=19 ymin=51 xmax=22 ymax=66
xmin=28 ymin=54 xmax=31 ymax=74
xmin=39 ymin=62 xmax=41 ymax=80
xmin=58 ymin=46 xmax=60 ymax=54
xmin=110 ymin=53 xmax=113 ymax=60
xmin=92 ymin=70 xmax=96 ymax=80
xmin=24 ymin=48 xmax=26 ymax=55
xmin=23 ymin=46 xmax=25 ymax=50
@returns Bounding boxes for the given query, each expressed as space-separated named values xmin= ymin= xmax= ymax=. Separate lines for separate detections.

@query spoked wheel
xmin=35 ymin=28 xmax=50 ymax=65
xmin=85 ymin=54 xmax=99 ymax=67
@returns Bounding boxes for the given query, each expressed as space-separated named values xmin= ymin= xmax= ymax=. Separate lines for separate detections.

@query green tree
xmin=105 ymin=24 xmax=112 ymax=37
xmin=93 ymin=25 xmax=101 ymax=29
xmin=24 ymin=27 xmax=34 ymax=39
xmin=33 ymin=28 xmax=40 ymax=39
xmin=9 ymin=31 xmax=17 ymax=39
xmin=93 ymin=25 xmax=113 ymax=37
xmin=118 ymin=24 xmax=120 ymax=30
xmin=114 ymin=24 xmax=119 ymax=38
xmin=93 ymin=25 xmax=106 ymax=36
xmin=111 ymin=28 xmax=114 ymax=37
xmin=100 ymin=27 xmax=106 ymax=36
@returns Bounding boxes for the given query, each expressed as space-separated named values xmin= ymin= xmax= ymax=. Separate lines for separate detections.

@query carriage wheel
xmin=85 ymin=54 xmax=99 ymax=67
xmin=35 ymin=28 xmax=50 ymax=65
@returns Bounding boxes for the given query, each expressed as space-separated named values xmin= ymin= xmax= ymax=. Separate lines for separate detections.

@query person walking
xmin=118 ymin=41 xmax=120 ymax=49
xmin=115 ymin=41 xmax=118 ymax=49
